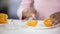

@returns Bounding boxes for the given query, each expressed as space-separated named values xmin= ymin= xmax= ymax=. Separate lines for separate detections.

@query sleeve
xmin=17 ymin=0 xmax=34 ymax=20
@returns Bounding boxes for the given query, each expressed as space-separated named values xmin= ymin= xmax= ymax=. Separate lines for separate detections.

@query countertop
xmin=0 ymin=19 xmax=60 ymax=34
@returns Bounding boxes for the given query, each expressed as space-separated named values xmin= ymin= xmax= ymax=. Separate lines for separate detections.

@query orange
xmin=43 ymin=18 xmax=53 ymax=27
xmin=0 ymin=19 xmax=7 ymax=24
xmin=0 ymin=13 xmax=8 ymax=24
xmin=0 ymin=13 xmax=8 ymax=18
xmin=27 ymin=20 xmax=38 ymax=27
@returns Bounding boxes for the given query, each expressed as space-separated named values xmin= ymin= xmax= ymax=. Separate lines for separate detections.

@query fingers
xmin=55 ymin=20 xmax=60 ymax=25
xmin=52 ymin=19 xmax=60 ymax=25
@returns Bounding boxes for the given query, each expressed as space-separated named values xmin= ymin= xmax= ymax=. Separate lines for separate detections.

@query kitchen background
xmin=0 ymin=0 xmax=21 ymax=19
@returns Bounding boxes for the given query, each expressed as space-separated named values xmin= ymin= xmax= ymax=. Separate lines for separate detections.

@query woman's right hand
xmin=49 ymin=12 xmax=60 ymax=25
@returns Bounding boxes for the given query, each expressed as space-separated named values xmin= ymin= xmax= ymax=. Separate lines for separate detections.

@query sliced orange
xmin=43 ymin=18 xmax=53 ymax=27
xmin=0 ymin=13 xmax=8 ymax=19
xmin=0 ymin=19 xmax=7 ymax=24
xmin=0 ymin=13 xmax=8 ymax=24
xmin=27 ymin=20 xmax=38 ymax=27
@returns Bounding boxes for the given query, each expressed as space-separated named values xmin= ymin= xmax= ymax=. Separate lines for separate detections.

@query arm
xmin=17 ymin=0 xmax=34 ymax=20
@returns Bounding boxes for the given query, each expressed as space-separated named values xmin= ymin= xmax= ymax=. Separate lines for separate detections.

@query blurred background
xmin=0 ymin=0 xmax=21 ymax=19
xmin=0 ymin=0 xmax=8 ymax=14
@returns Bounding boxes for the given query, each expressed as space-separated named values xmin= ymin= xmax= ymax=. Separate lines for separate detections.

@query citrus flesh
xmin=43 ymin=18 xmax=53 ymax=27
xmin=0 ymin=13 xmax=8 ymax=24
xmin=27 ymin=20 xmax=38 ymax=27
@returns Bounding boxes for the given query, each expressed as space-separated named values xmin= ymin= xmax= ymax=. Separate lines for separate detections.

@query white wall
xmin=8 ymin=0 xmax=21 ymax=19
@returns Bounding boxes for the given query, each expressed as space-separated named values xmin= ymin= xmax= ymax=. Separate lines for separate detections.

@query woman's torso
xmin=34 ymin=0 xmax=60 ymax=20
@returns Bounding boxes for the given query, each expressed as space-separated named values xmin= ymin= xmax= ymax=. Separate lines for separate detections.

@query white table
xmin=0 ymin=19 xmax=60 ymax=34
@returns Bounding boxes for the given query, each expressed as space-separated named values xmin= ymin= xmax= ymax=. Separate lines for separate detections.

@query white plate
xmin=21 ymin=20 xmax=60 ymax=29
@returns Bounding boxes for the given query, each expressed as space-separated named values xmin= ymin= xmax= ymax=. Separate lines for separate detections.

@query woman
xmin=17 ymin=0 xmax=60 ymax=25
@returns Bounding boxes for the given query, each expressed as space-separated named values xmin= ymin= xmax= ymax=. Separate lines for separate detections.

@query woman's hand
xmin=22 ymin=7 xmax=37 ymax=20
xmin=17 ymin=0 xmax=34 ymax=20
xmin=50 ymin=12 xmax=60 ymax=25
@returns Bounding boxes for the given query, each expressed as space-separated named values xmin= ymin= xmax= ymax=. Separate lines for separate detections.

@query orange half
xmin=43 ymin=18 xmax=53 ymax=27
xmin=27 ymin=20 xmax=38 ymax=27
xmin=0 ymin=13 xmax=8 ymax=24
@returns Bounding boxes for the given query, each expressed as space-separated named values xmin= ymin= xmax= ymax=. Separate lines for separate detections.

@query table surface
xmin=0 ymin=19 xmax=60 ymax=34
